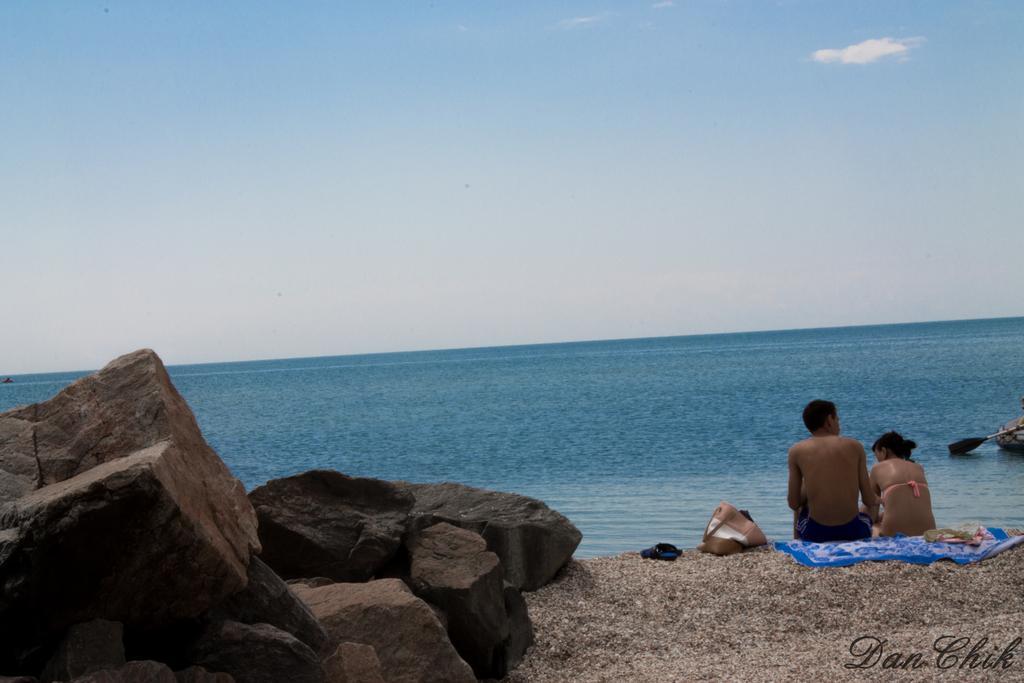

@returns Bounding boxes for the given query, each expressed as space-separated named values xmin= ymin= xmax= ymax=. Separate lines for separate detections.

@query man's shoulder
xmin=791 ymin=435 xmax=864 ymax=455
xmin=788 ymin=437 xmax=827 ymax=463
xmin=788 ymin=437 xmax=814 ymax=454
xmin=837 ymin=436 xmax=866 ymax=451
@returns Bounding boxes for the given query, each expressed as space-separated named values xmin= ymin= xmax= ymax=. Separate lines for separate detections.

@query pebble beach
xmin=504 ymin=545 xmax=1024 ymax=682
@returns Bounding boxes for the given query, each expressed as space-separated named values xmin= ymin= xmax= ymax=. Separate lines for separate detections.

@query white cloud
xmin=812 ymin=37 xmax=924 ymax=65
xmin=556 ymin=14 xmax=606 ymax=29
xmin=652 ymin=1 xmax=674 ymax=8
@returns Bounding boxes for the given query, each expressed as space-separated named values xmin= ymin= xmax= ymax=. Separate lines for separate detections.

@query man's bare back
xmin=788 ymin=435 xmax=875 ymax=525
xmin=788 ymin=400 xmax=878 ymax=542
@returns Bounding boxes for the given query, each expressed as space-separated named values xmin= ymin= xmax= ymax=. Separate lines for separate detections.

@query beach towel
xmin=774 ymin=527 xmax=1024 ymax=567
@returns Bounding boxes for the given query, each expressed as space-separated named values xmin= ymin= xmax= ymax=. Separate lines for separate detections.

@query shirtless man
xmin=787 ymin=400 xmax=878 ymax=541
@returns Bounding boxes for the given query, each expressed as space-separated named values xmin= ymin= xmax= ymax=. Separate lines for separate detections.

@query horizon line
xmin=5 ymin=313 xmax=1022 ymax=378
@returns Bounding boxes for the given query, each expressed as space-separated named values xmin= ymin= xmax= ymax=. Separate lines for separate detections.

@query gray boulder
xmin=407 ymin=523 xmax=508 ymax=678
xmin=502 ymin=581 xmax=534 ymax=672
xmin=0 ymin=442 xmax=259 ymax=671
xmin=189 ymin=621 xmax=323 ymax=683
xmin=0 ymin=349 xmax=253 ymax=511
xmin=173 ymin=668 xmax=235 ymax=683
xmin=292 ymin=579 xmax=474 ymax=683
xmin=68 ymin=661 xmax=177 ymax=683
xmin=397 ymin=481 xmax=581 ymax=590
xmin=322 ymin=643 xmax=385 ymax=683
xmin=249 ymin=470 xmax=413 ymax=582
xmin=0 ymin=350 xmax=259 ymax=672
xmin=209 ymin=557 xmax=327 ymax=653
xmin=40 ymin=619 xmax=125 ymax=683
xmin=286 ymin=577 xmax=334 ymax=589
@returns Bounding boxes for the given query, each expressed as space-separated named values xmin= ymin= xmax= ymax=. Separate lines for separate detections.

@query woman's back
xmin=871 ymin=458 xmax=936 ymax=536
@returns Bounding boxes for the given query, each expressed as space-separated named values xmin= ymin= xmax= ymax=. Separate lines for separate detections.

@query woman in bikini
xmin=869 ymin=431 xmax=936 ymax=537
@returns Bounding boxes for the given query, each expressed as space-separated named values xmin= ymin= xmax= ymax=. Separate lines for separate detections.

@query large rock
xmin=397 ymin=482 xmax=581 ymax=591
xmin=72 ymin=664 xmax=233 ymax=683
xmin=40 ymin=619 xmax=125 ymax=683
xmin=249 ymin=470 xmax=413 ymax=582
xmin=0 ymin=349 xmax=251 ymax=510
xmin=501 ymin=581 xmax=534 ymax=673
xmin=189 ymin=621 xmax=322 ymax=683
xmin=0 ymin=442 xmax=258 ymax=672
xmin=209 ymin=557 xmax=327 ymax=653
xmin=292 ymin=579 xmax=474 ymax=683
xmin=322 ymin=643 xmax=385 ymax=683
xmin=173 ymin=668 xmax=235 ymax=683
xmin=0 ymin=350 xmax=259 ymax=672
xmin=286 ymin=577 xmax=334 ymax=589
xmin=407 ymin=523 xmax=508 ymax=678
xmin=68 ymin=661 xmax=177 ymax=683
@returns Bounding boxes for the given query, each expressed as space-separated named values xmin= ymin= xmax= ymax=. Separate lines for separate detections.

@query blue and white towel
xmin=774 ymin=528 xmax=1024 ymax=567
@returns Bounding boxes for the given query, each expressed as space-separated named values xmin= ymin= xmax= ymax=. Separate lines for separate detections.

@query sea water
xmin=3 ymin=317 xmax=1023 ymax=557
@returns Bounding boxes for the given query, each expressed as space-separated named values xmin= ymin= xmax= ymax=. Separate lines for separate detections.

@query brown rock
xmin=249 ymin=470 xmax=413 ymax=582
xmin=0 ymin=418 xmax=36 ymax=502
xmin=189 ymin=621 xmax=323 ymax=683
xmin=0 ymin=349 xmax=252 ymax=514
xmin=173 ymin=667 xmax=235 ymax=683
xmin=40 ymin=619 xmax=125 ymax=683
xmin=0 ymin=350 xmax=259 ymax=672
xmin=292 ymin=579 xmax=474 ymax=683
xmin=68 ymin=661 xmax=177 ymax=683
xmin=501 ymin=581 xmax=534 ymax=673
xmin=322 ymin=643 xmax=385 ymax=683
xmin=209 ymin=557 xmax=327 ymax=653
xmin=0 ymin=442 xmax=258 ymax=670
xmin=397 ymin=481 xmax=581 ymax=591
xmin=407 ymin=523 xmax=508 ymax=678
xmin=286 ymin=577 xmax=335 ymax=589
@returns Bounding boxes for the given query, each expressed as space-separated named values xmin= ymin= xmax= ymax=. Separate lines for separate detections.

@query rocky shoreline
xmin=0 ymin=350 xmax=581 ymax=682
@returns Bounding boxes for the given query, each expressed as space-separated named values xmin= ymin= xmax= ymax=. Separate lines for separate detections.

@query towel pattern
xmin=774 ymin=527 xmax=1024 ymax=567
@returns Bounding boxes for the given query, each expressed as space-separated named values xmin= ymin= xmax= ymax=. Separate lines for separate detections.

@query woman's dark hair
xmin=872 ymin=431 xmax=917 ymax=460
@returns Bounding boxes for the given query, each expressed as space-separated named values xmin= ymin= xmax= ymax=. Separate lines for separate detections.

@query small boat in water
xmin=996 ymin=398 xmax=1024 ymax=454
xmin=0 ymin=377 xmax=12 ymax=384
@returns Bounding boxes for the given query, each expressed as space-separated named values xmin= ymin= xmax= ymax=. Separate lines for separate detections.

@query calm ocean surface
xmin=3 ymin=318 xmax=1024 ymax=557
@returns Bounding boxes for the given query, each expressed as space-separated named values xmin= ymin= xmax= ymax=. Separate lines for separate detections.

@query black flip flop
xmin=641 ymin=543 xmax=681 ymax=560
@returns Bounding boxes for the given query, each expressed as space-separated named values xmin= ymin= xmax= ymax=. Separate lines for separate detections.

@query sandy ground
xmin=502 ymin=545 xmax=1024 ymax=682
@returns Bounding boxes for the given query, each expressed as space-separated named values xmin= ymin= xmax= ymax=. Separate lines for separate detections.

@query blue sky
xmin=2 ymin=1 xmax=1022 ymax=373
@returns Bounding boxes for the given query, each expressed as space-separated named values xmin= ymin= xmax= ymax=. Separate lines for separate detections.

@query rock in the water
xmin=397 ymin=481 xmax=581 ymax=591
xmin=209 ymin=557 xmax=327 ymax=653
xmin=69 ymin=661 xmax=177 ymax=683
xmin=189 ymin=621 xmax=323 ymax=683
xmin=0 ymin=441 xmax=258 ymax=671
xmin=407 ymin=523 xmax=508 ymax=678
xmin=501 ymin=581 xmax=534 ymax=673
xmin=173 ymin=667 xmax=235 ymax=683
xmin=40 ymin=619 xmax=125 ymax=683
xmin=292 ymin=579 xmax=474 ymax=683
xmin=249 ymin=470 xmax=413 ymax=582
xmin=322 ymin=643 xmax=385 ymax=683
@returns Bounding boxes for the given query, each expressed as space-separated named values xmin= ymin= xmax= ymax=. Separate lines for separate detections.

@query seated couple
xmin=787 ymin=400 xmax=936 ymax=542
